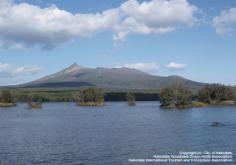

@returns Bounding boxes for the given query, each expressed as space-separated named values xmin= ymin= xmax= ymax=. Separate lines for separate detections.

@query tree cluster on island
xmin=160 ymin=84 xmax=236 ymax=109
xmin=160 ymin=84 xmax=192 ymax=109
xmin=0 ymin=90 xmax=16 ymax=107
xmin=126 ymin=92 xmax=136 ymax=106
xmin=27 ymin=94 xmax=43 ymax=109
xmin=76 ymin=88 xmax=105 ymax=106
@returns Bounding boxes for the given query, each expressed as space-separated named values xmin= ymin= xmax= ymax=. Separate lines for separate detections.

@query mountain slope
xmin=22 ymin=63 xmax=205 ymax=90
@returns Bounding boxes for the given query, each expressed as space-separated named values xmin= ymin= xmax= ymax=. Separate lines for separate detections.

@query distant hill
xmin=21 ymin=63 xmax=205 ymax=91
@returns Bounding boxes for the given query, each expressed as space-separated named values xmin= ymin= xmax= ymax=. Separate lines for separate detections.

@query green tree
xmin=175 ymin=85 xmax=192 ymax=108
xmin=198 ymin=85 xmax=211 ymax=103
xmin=0 ymin=90 xmax=14 ymax=103
xmin=198 ymin=84 xmax=234 ymax=104
xmin=160 ymin=87 xmax=175 ymax=107
xmin=127 ymin=92 xmax=136 ymax=106
xmin=234 ymin=89 xmax=236 ymax=102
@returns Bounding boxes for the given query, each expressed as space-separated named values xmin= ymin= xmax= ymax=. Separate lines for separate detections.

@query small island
xmin=127 ymin=92 xmax=136 ymax=106
xmin=76 ymin=88 xmax=104 ymax=106
xmin=28 ymin=102 xmax=42 ymax=109
xmin=27 ymin=94 xmax=43 ymax=109
xmin=160 ymin=84 xmax=236 ymax=109
xmin=0 ymin=90 xmax=16 ymax=107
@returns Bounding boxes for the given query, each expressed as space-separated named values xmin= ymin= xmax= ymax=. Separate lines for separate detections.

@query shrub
xmin=28 ymin=102 xmax=42 ymax=109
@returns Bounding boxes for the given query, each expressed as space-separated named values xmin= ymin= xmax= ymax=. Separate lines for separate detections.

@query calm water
xmin=0 ymin=102 xmax=236 ymax=165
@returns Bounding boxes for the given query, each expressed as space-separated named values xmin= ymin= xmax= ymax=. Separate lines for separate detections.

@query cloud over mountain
xmin=114 ymin=62 xmax=159 ymax=73
xmin=0 ymin=62 xmax=44 ymax=77
xmin=166 ymin=62 xmax=187 ymax=70
xmin=0 ymin=0 xmax=197 ymax=49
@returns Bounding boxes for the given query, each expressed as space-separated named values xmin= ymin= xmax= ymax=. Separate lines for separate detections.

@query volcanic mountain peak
xmin=63 ymin=63 xmax=87 ymax=74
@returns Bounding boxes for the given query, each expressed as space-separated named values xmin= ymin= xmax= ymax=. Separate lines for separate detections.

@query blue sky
xmin=0 ymin=0 xmax=236 ymax=85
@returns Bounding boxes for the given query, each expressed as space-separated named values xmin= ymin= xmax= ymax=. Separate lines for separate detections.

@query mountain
xmin=21 ymin=63 xmax=205 ymax=91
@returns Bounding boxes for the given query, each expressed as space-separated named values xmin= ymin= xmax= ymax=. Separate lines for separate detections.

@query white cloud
xmin=0 ymin=0 xmax=120 ymax=49
xmin=166 ymin=62 xmax=187 ymax=70
xmin=114 ymin=0 xmax=197 ymax=41
xmin=0 ymin=63 xmax=44 ymax=77
xmin=13 ymin=66 xmax=44 ymax=74
xmin=0 ymin=63 xmax=12 ymax=77
xmin=0 ymin=0 xmax=197 ymax=49
xmin=0 ymin=63 xmax=10 ymax=69
xmin=114 ymin=62 xmax=159 ymax=73
xmin=213 ymin=7 xmax=236 ymax=35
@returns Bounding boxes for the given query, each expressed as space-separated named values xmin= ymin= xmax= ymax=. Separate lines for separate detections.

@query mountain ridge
xmin=21 ymin=63 xmax=206 ymax=91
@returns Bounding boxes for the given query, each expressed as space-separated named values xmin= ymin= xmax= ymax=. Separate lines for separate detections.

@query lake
xmin=0 ymin=102 xmax=236 ymax=165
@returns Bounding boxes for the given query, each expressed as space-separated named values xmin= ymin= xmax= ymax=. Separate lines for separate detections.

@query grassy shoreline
xmin=0 ymin=101 xmax=235 ymax=108
xmin=0 ymin=103 xmax=17 ymax=107
xmin=76 ymin=102 xmax=104 ymax=106
xmin=161 ymin=100 xmax=236 ymax=109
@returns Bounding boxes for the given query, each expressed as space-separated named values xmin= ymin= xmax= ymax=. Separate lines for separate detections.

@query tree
xmin=127 ymin=92 xmax=136 ymax=106
xmin=198 ymin=84 xmax=234 ymax=103
xmin=160 ymin=87 xmax=175 ymax=107
xmin=0 ymin=90 xmax=14 ymax=103
xmin=234 ymin=89 xmax=236 ymax=102
xmin=175 ymin=85 xmax=192 ymax=108
xmin=198 ymin=85 xmax=211 ymax=103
